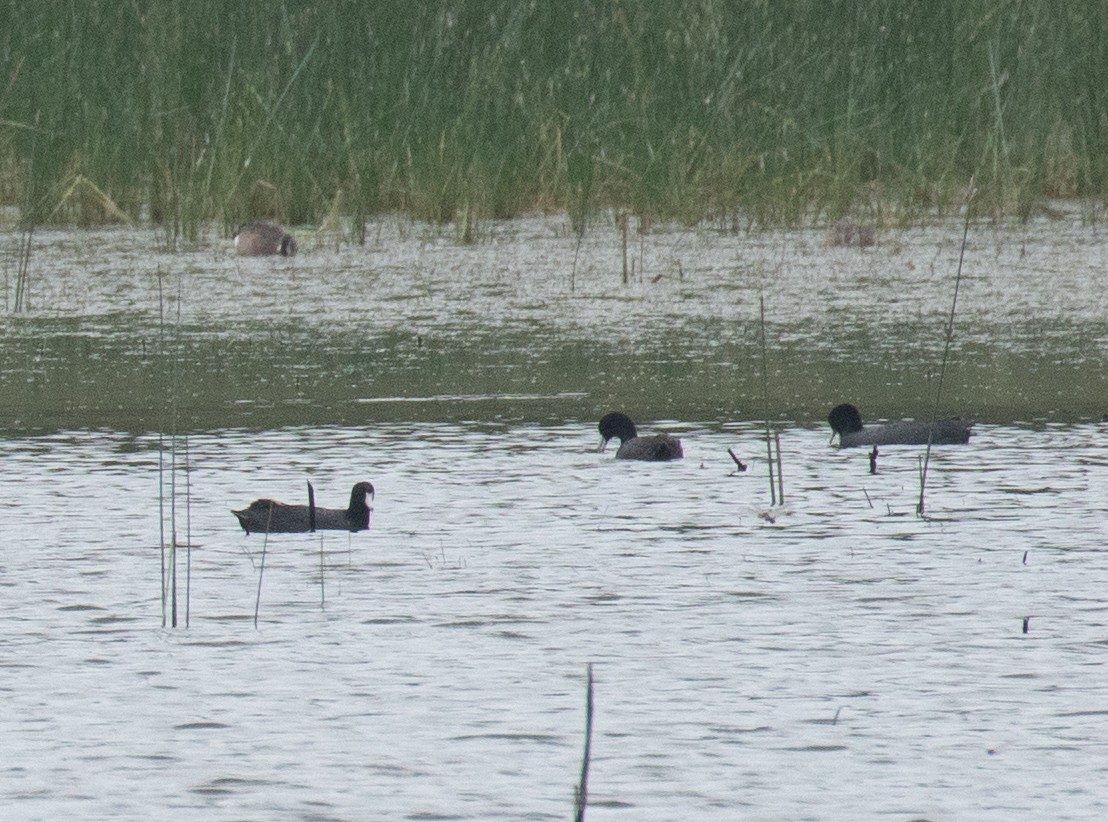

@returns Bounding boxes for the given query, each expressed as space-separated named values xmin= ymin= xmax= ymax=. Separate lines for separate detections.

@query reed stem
xmin=759 ymin=294 xmax=777 ymax=506
xmin=574 ymin=663 xmax=595 ymax=822
xmin=619 ymin=212 xmax=629 ymax=285
xmin=157 ymin=271 xmax=166 ymax=627
xmin=918 ymin=179 xmax=974 ymax=515
xmin=14 ymin=227 xmax=32 ymax=312
xmin=775 ymin=431 xmax=784 ymax=504
xmin=184 ymin=433 xmax=192 ymax=628
xmin=254 ymin=503 xmax=274 ymax=630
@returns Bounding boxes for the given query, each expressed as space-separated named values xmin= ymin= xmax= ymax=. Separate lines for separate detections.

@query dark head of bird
xmin=827 ymin=403 xmax=864 ymax=442
xmin=348 ymin=481 xmax=375 ymax=513
xmin=597 ymin=411 xmax=638 ymax=451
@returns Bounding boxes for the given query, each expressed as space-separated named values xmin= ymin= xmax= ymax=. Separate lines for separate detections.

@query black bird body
xmin=598 ymin=412 xmax=683 ymax=461
xmin=232 ymin=482 xmax=374 ymax=534
xmin=828 ymin=403 xmax=972 ymax=447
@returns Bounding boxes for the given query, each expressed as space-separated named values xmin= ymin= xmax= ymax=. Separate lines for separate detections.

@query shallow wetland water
xmin=2 ymin=213 xmax=1108 ymax=819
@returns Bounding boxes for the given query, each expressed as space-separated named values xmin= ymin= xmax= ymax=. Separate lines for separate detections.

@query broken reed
xmin=1 ymin=2 xmax=1106 ymax=234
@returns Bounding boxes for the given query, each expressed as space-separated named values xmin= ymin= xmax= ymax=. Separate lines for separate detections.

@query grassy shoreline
xmin=1 ymin=1 xmax=1107 ymax=233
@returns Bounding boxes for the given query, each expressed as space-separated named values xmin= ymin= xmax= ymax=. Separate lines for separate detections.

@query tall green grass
xmin=0 ymin=1 xmax=1106 ymax=233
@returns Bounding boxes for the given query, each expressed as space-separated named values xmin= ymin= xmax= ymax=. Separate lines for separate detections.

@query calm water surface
xmin=3 ymin=421 xmax=1108 ymax=820
xmin=2 ymin=213 xmax=1108 ymax=820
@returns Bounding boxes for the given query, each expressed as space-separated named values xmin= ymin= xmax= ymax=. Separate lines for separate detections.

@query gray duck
xmin=233 ymin=220 xmax=298 ymax=256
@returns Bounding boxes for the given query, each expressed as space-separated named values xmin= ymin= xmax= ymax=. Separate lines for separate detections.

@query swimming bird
xmin=827 ymin=403 xmax=972 ymax=447
xmin=232 ymin=481 xmax=374 ymax=534
xmin=233 ymin=220 xmax=298 ymax=256
xmin=597 ymin=412 xmax=683 ymax=461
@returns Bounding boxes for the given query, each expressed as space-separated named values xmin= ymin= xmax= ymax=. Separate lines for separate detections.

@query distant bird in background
xmin=826 ymin=218 xmax=875 ymax=248
xmin=234 ymin=220 xmax=298 ymax=256
xmin=598 ymin=412 xmax=683 ymax=461
xmin=827 ymin=403 xmax=972 ymax=447
xmin=232 ymin=481 xmax=374 ymax=534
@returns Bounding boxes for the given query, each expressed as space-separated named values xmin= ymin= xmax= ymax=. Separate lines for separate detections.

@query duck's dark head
xmin=349 ymin=481 xmax=375 ymax=506
xmin=827 ymin=403 xmax=864 ymax=441
xmin=346 ymin=482 xmax=375 ymax=530
xmin=598 ymin=412 xmax=638 ymax=451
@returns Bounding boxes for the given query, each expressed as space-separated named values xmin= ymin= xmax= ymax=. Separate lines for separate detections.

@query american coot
xmin=234 ymin=220 xmax=298 ymax=256
xmin=828 ymin=403 xmax=972 ymax=447
xmin=232 ymin=481 xmax=374 ymax=534
xmin=598 ymin=412 xmax=684 ymax=461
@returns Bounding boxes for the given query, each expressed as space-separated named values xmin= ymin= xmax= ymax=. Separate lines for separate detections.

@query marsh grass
xmin=1 ymin=2 xmax=1107 ymax=235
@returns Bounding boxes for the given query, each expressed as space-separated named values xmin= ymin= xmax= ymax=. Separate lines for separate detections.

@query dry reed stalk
xmin=574 ymin=663 xmax=595 ymax=822
xmin=13 ymin=226 xmax=32 ymax=312
xmin=157 ymin=271 xmax=167 ymax=626
xmin=619 ymin=212 xmax=629 ymax=284
xmin=254 ymin=503 xmax=275 ymax=629
xmin=570 ymin=221 xmax=583 ymax=293
xmin=775 ymin=431 xmax=784 ymax=503
xmin=184 ymin=433 xmax=192 ymax=628
xmin=918 ymin=179 xmax=974 ymax=515
xmin=758 ymin=294 xmax=780 ymax=506
xmin=765 ymin=434 xmax=776 ymax=506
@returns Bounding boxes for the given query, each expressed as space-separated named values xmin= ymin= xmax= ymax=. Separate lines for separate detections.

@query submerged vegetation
xmin=0 ymin=1 xmax=1106 ymax=233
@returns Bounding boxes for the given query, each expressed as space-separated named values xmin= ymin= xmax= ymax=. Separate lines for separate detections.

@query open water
xmin=1 ymin=212 xmax=1107 ymax=819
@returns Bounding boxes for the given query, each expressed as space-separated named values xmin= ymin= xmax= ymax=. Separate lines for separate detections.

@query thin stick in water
xmin=759 ymin=295 xmax=776 ymax=506
xmin=319 ymin=535 xmax=326 ymax=609
xmin=570 ymin=228 xmax=583 ymax=294
xmin=170 ymin=531 xmax=177 ymax=628
xmin=574 ymin=663 xmax=595 ymax=822
xmin=254 ymin=502 xmax=274 ymax=629
xmin=157 ymin=270 xmax=166 ymax=627
xmin=765 ymin=435 xmax=776 ymax=506
xmin=775 ymin=431 xmax=784 ymax=504
xmin=620 ymin=212 xmax=629 ymax=285
xmin=185 ymin=433 xmax=192 ymax=628
xmin=919 ymin=179 xmax=974 ymax=515
xmin=14 ymin=226 xmax=33 ymax=312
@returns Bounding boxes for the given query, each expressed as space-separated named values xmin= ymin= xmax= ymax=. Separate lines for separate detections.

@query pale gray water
xmin=2 ymin=419 xmax=1107 ymax=820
